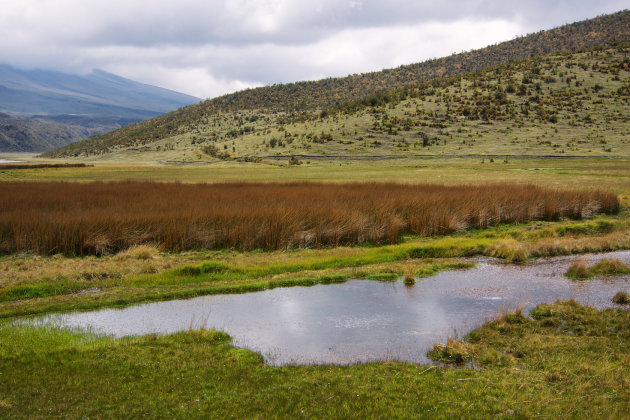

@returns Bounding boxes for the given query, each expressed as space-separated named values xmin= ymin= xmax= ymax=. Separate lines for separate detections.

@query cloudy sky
xmin=0 ymin=1 xmax=626 ymax=99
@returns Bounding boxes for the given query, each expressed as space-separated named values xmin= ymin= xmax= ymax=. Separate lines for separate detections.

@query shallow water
xmin=35 ymin=251 xmax=630 ymax=366
xmin=0 ymin=159 xmax=24 ymax=163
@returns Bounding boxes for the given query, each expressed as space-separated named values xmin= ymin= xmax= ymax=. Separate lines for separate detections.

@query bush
xmin=288 ymin=156 xmax=302 ymax=165
xmin=428 ymin=339 xmax=471 ymax=363
xmin=590 ymin=258 xmax=630 ymax=275
xmin=612 ymin=291 xmax=630 ymax=305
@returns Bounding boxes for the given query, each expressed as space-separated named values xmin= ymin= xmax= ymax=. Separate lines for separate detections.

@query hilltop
xmin=45 ymin=11 xmax=630 ymax=160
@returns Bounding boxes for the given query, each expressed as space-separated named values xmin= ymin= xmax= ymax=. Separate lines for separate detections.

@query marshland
xmin=1 ymin=157 xmax=629 ymax=418
xmin=29 ymin=250 xmax=630 ymax=366
xmin=1 ymin=9 xmax=630 ymax=418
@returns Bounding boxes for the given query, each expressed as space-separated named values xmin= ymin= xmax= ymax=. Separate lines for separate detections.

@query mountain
xmin=0 ymin=66 xmax=199 ymax=117
xmin=0 ymin=112 xmax=85 ymax=152
xmin=44 ymin=10 xmax=630 ymax=160
xmin=0 ymin=66 xmax=200 ymax=151
xmin=0 ymin=113 xmax=149 ymax=152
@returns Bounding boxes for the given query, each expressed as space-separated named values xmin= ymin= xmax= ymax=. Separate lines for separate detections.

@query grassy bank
xmin=565 ymin=257 xmax=630 ymax=279
xmin=1 ymin=213 xmax=629 ymax=318
xmin=0 ymin=301 xmax=627 ymax=418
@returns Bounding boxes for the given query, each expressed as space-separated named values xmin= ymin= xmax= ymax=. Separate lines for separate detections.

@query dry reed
xmin=0 ymin=181 xmax=618 ymax=256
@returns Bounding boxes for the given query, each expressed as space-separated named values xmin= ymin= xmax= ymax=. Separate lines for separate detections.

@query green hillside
xmin=44 ymin=11 xmax=630 ymax=160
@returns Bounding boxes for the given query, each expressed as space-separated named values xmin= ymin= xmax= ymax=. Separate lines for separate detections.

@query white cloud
xmin=0 ymin=0 xmax=626 ymax=98
xmin=302 ymin=19 xmax=524 ymax=79
xmin=104 ymin=63 xmax=261 ymax=100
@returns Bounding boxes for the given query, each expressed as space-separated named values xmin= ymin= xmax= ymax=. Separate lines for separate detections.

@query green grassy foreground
xmin=0 ymin=301 xmax=628 ymax=418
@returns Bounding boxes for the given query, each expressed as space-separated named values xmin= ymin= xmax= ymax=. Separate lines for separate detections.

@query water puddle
xmin=34 ymin=251 xmax=630 ymax=366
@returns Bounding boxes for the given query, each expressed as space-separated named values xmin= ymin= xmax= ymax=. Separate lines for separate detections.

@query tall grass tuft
xmin=612 ymin=291 xmax=630 ymax=305
xmin=566 ymin=258 xmax=630 ymax=279
xmin=565 ymin=260 xmax=592 ymax=279
xmin=0 ymin=181 xmax=619 ymax=256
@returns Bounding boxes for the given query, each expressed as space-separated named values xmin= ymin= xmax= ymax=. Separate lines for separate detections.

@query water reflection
xmin=35 ymin=251 xmax=630 ymax=365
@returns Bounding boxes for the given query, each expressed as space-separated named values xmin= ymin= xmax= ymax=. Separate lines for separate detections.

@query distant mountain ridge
xmin=0 ymin=66 xmax=199 ymax=117
xmin=45 ymin=10 xmax=630 ymax=158
xmin=0 ymin=66 xmax=200 ymax=151
xmin=0 ymin=112 xmax=87 ymax=152
xmin=0 ymin=112 xmax=147 ymax=152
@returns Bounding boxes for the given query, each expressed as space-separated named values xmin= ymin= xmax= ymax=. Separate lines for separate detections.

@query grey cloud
xmin=0 ymin=0 xmax=626 ymax=98
xmin=71 ymin=0 xmax=629 ymax=47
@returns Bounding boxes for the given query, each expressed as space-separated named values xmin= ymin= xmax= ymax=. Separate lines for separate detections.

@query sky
xmin=0 ymin=1 xmax=626 ymax=99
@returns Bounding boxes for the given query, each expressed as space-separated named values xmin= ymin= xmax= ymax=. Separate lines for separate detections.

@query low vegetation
xmin=0 ymin=163 xmax=92 ymax=170
xmin=403 ymin=274 xmax=416 ymax=285
xmin=0 ymin=301 xmax=627 ymax=418
xmin=0 ymin=159 xmax=627 ymax=417
xmin=565 ymin=257 xmax=630 ymax=279
xmin=427 ymin=338 xmax=472 ymax=363
xmin=0 ymin=181 xmax=617 ymax=256
xmin=2 ymin=215 xmax=629 ymax=319
xmin=613 ymin=291 xmax=630 ymax=304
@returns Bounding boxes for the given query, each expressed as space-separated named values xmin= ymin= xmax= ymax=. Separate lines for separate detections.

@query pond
xmin=34 ymin=251 xmax=630 ymax=366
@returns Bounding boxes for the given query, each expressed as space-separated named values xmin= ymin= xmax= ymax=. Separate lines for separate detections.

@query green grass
xmin=0 ymin=301 xmax=627 ymax=418
xmin=565 ymin=258 xmax=630 ymax=279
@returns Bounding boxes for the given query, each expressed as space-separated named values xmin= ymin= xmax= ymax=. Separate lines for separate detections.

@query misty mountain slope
xmin=0 ymin=66 xmax=200 ymax=152
xmin=44 ymin=10 xmax=630 ymax=159
xmin=0 ymin=113 xmax=89 ymax=152
xmin=0 ymin=66 xmax=199 ymax=117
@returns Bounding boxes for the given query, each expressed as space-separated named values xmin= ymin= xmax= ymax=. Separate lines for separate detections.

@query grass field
xmin=0 ymin=157 xmax=629 ymax=418
xmin=1 ymin=157 xmax=629 ymax=197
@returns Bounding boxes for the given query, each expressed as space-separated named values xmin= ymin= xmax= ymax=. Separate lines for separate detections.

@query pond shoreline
xmin=28 ymin=250 xmax=630 ymax=366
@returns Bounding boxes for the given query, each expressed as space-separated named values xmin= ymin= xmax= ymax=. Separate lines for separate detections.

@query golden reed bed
xmin=0 ymin=182 xmax=618 ymax=255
